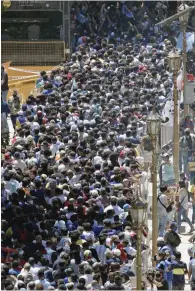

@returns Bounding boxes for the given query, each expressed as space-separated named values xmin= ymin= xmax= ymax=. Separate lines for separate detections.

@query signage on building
xmin=2 ymin=1 xmax=61 ymax=11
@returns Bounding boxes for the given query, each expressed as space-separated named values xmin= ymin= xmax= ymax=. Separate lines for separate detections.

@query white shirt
xmin=82 ymin=231 xmax=95 ymax=241
xmin=12 ymin=159 xmax=27 ymax=173
xmin=104 ymin=205 xmax=124 ymax=216
xmin=125 ymin=246 xmax=137 ymax=256
xmin=157 ymin=193 xmax=168 ymax=216
xmin=30 ymin=266 xmax=40 ymax=280
xmin=4 ymin=179 xmax=20 ymax=194
xmin=69 ymin=174 xmax=82 ymax=185
xmin=30 ymin=121 xmax=40 ymax=133
xmin=50 ymin=143 xmax=59 ymax=156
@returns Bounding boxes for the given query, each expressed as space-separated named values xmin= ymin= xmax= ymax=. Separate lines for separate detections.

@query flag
xmin=177 ymin=70 xmax=183 ymax=91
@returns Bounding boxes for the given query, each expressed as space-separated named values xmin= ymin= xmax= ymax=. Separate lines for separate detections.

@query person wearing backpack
xmin=164 ymin=222 xmax=181 ymax=255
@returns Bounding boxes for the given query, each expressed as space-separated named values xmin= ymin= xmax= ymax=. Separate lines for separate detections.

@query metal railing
xmin=1 ymin=41 xmax=65 ymax=66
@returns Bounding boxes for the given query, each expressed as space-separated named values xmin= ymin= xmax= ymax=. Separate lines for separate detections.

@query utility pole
xmin=62 ymin=1 xmax=71 ymax=57
xmin=178 ymin=4 xmax=190 ymax=117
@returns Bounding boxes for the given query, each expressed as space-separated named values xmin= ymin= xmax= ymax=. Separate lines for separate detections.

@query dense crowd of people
xmin=1 ymin=1 xmax=195 ymax=290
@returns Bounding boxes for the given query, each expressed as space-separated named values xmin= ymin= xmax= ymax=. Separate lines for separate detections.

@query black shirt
xmin=157 ymin=278 xmax=169 ymax=290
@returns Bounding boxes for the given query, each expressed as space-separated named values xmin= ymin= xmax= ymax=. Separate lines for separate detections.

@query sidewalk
xmin=147 ymin=181 xmax=193 ymax=290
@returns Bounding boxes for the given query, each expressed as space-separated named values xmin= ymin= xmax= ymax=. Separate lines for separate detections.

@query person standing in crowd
xmin=177 ymin=180 xmax=194 ymax=234
xmin=1 ymin=65 xmax=9 ymax=102
xmin=180 ymin=115 xmax=194 ymax=135
xmin=159 ymin=154 xmax=175 ymax=186
xmin=190 ymin=178 xmax=195 ymax=225
xmin=1 ymin=97 xmax=10 ymax=145
xmin=179 ymin=128 xmax=195 ymax=175
xmin=189 ymin=152 xmax=195 ymax=186
xmin=8 ymin=90 xmax=21 ymax=130
xmin=158 ymin=186 xmax=169 ymax=237
xmin=171 ymin=251 xmax=188 ymax=290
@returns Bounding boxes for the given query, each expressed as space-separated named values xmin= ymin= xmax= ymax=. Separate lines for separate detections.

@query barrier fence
xmin=2 ymin=41 xmax=65 ymax=66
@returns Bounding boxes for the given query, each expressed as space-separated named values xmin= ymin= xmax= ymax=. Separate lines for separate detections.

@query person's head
xmin=175 ymin=251 xmax=181 ymax=260
xmin=84 ymin=266 xmax=92 ymax=275
xmin=28 ymin=257 xmax=35 ymax=266
xmin=162 ymin=154 xmax=169 ymax=163
xmin=27 ymin=281 xmax=36 ymax=290
xmin=170 ymin=222 xmax=177 ymax=231
xmin=159 ymin=185 xmax=167 ymax=193
xmin=157 ymin=251 xmax=166 ymax=261
xmin=35 ymin=284 xmax=44 ymax=290
xmin=114 ymin=275 xmax=123 ymax=286
xmin=155 ymin=270 xmax=163 ymax=281
xmin=12 ymin=260 xmax=19 ymax=269
xmin=111 ymin=196 xmax=117 ymax=206
xmin=185 ymin=115 xmax=191 ymax=121
xmin=184 ymin=128 xmax=191 ymax=136
xmin=37 ymin=269 xmax=45 ymax=280
xmin=99 ymin=235 xmax=106 ymax=245
xmin=179 ymin=180 xmax=186 ymax=188
xmin=13 ymin=90 xmax=18 ymax=97
xmin=108 ymin=272 xmax=115 ymax=283
xmin=23 ymin=262 xmax=31 ymax=272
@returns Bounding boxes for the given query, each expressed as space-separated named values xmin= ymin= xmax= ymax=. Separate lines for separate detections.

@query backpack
xmin=143 ymin=136 xmax=153 ymax=151
xmin=166 ymin=230 xmax=181 ymax=248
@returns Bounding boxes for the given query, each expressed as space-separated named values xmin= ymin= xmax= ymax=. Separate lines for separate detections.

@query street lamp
xmin=178 ymin=4 xmax=190 ymax=116
xmin=168 ymin=49 xmax=181 ymax=184
xmin=178 ymin=4 xmax=190 ymax=22
xmin=130 ymin=197 xmax=147 ymax=291
xmin=147 ymin=109 xmax=161 ymax=267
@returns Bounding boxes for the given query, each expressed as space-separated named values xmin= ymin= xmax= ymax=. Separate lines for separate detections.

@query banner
xmin=176 ymin=32 xmax=194 ymax=52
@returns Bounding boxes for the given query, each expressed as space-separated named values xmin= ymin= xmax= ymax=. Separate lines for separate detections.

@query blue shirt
xmin=1 ymin=101 xmax=10 ymax=116
xmin=171 ymin=259 xmax=187 ymax=285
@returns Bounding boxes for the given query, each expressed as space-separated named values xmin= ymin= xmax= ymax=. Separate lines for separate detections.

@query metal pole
xmin=182 ymin=21 xmax=189 ymax=116
xmin=152 ymin=136 xmax=158 ymax=267
xmin=136 ymin=227 xmax=142 ymax=291
xmin=62 ymin=1 xmax=71 ymax=55
xmin=173 ymin=71 xmax=179 ymax=183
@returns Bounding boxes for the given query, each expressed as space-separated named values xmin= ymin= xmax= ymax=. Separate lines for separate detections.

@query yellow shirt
xmin=190 ymin=185 xmax=195 ymax=195
xmin=190 ymin=185 xmax=195 ymax=202
xmin=189 ymin=161 xmax=195 ymax=172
